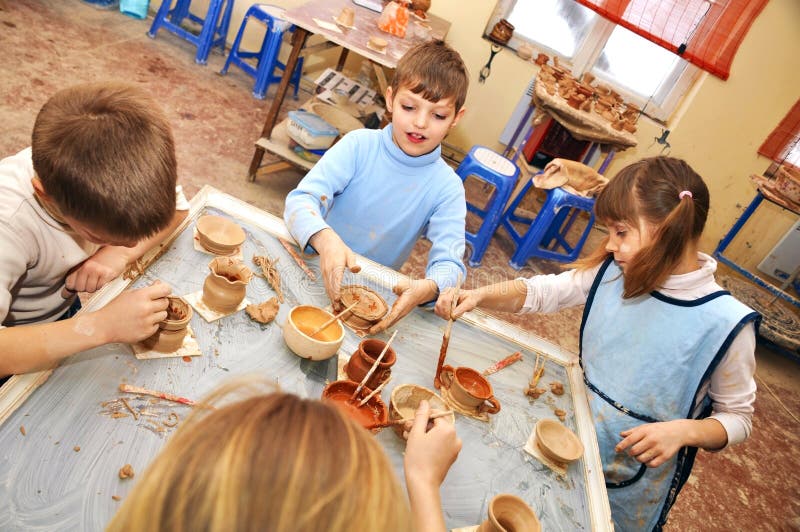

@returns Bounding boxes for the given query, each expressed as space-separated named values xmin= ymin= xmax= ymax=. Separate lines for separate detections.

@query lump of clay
xmin=550 ymin=381 xmax=564 ymax=396
xmin=246 ymin=297 xmax=280 ymax=324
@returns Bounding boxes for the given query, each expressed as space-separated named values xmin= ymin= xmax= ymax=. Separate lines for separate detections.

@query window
xmin=486 ymin=0 xmax=700 ymax=122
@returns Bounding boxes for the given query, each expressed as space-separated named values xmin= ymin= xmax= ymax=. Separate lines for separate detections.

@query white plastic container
xmin=286 ymin=110 xmax=339 ymax=150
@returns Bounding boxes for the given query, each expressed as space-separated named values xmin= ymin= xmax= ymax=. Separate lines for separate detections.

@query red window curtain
xmin=759 ymin=98 xmax=800 ymax=165
xmin=573 ymin=0 xmax=768 ymax=80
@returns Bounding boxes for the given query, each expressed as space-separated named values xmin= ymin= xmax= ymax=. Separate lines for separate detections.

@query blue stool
xmin=501 ymin=177 xmax=596 ymax=269
xmin=457 ymin=146 xmax=520 ymax=267
xmin=148 ymin=0 xmax=233 ymax=65
xmin=220 ymin=4 xmax=303 ymax=100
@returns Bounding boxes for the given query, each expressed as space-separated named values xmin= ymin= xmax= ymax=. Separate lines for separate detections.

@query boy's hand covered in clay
xmin=96 ymin=281 xmax=171 ymax=344
xmin=368 ymin=277 xmax=438 ymax=334
xmin=309 ymin=228 xmax=361 ymax=310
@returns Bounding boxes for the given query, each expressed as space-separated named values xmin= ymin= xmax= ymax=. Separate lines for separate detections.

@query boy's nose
xmin=413 ymin=113 xmax=427 ymax=129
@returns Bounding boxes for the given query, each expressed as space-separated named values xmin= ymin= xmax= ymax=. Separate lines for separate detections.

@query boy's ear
xmin=384 ymin=86 xmax=394 ymax=113
xmin=450 ymin=107 xmax=466 ymax=129
xmin=31 ymin=176 xmax=49 ymax=199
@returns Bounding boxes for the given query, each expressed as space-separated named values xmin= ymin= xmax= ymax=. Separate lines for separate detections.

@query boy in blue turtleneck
xmin=284 ymin=40 xmax=469 ymax=334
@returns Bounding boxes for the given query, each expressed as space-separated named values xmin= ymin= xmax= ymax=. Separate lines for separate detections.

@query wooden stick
xmin=483 ymin=351 xmax=523 ymax=376
xmin=279 ymin=237 xmax=317 ymax=281
xmin=349 ymin=330 xmax=398 ymax=401
xmin=369 ymin=410 xmax=453 ymax=429
xmin=357 ymin=376 xmax=391 ymax=407
xmin=435 ymin=273 xmax=462 ymax=388
xmin=119 ymin=383 xmax=195 ymax=406
xmin=307 ymin=302 xmax=358 ymax=338
xmin=119 ymin=397 xmax=139 ymax=420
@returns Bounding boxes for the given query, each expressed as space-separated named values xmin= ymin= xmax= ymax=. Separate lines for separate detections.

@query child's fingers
xmin=409 ymin=400 xmax=431 ymax=437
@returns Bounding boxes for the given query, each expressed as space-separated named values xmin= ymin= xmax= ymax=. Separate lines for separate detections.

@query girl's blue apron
xmin=580 ymin=259 xmax=759 ymax=531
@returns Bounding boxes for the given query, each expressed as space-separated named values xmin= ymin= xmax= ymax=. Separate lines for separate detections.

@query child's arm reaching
xmin=403 ymin=400 xmax=462 ymax=532
xmin=0 ymin=282 xmax=170 ymax=377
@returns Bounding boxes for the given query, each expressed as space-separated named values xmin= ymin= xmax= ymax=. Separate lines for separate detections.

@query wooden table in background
xmin=0 ymin=187 xmax=611 ymax=530
xmin=247 ymin=0 xmax=451 ymax=180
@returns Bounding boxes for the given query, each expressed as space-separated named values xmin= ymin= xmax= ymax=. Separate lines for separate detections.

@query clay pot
xmin=535 ymin=418 xmax=584 ymax=464
xmin=517 ymin=42 xmax=533 ymax=61
xmin=345 ymin=338 xmax=396 ymax=390
xmin=339 ymin=285 xmax=388 ymax=330
xmin=478 ymin=494 xmax=541 ymax=532
xmin=322 ymin=380 xmax=388 ymax=432
xmin=141 ymin=296 xmax=193 ymax=353
xmin=283 ymin=305 xmax=344 ymax=360
xmin=335 ymin=6 xmax=355 ymax=27
xmin=196 ymin=215 xmax=246 ymax=255
xmin=438 ymin=365 xmax=501 ymax=414
xmin=409 ymin=0 xmax=430 ymax=12
xmin=202 ymin=257 xmax=253 ymax=313
xmin=534 ymin=53 xmax=549 ymax=66
xmin=389 ymin=384 xmax=454 ymax=438
xmin=488 ymin=19 xmax=514 ymax=45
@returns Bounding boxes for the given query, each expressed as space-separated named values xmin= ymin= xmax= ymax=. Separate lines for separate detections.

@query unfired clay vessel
xmin=535 ymin=418 xmax=584 ymax=464
xmin=389 ymin=384 xmax=454 ymax=438
xmin=196 ymin=215 xmax=246 ymax=255
xmin=345 ymin=338 xmax=397 ymax=390
xmin=477 ymin=494 xmax=541 ymax=532
xmin=335 ymin=6 xmax=355 ymax=27
xmin=283 ymin=305 xmax=344 ymax=360
xmin=322 ymin=380 xmax=388 ymax=432
xmin=438 ymin=365 xmax=501 ymax=415
xmin=339 ymin=285 xmax=388 ymax=330
xmin=202 ymin=257 xmax=253 ymax=313
xmin=141 ymin=296 xmax=192 ymax=353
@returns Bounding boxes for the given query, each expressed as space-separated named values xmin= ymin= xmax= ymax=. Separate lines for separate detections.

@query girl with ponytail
xmin=436 ymin=157 xmax=759 ymax=531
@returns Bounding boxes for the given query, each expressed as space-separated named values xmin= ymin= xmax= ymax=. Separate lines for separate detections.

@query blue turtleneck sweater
xmin=284 ymin=124 xmax=466 ymax=291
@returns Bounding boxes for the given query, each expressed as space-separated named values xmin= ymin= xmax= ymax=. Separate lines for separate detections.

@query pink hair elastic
xmin=679 ymin=190 xmax=693 ymax=200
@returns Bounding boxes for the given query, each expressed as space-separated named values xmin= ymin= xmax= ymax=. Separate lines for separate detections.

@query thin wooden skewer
xmin=119 ymin=383 xmax=195 ymax=406
xmin=357 ymin=376 xmax=392 ymax=407
xmin=483 ymin=351 xmax=523 ymax=376
xmin=307 ymin=302 xmax=358 ymax=338
xmin=349 ymin=330 xmax=398 ymax=401
xmin=369 ymin=410 xmax=453 ymax=429
xmin=435 ymin=273 xmax=462 ymax=388
xmin=279 ymin=237 xmax=317 ymax=281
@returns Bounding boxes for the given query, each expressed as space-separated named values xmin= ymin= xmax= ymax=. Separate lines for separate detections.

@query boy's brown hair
xmin=391 ymin=40 xmax=469 ymax=112
xmin=577 ymin=156 xmax=710 ymax=298
xmin=32 ymin=82 xmax=177 ymax=240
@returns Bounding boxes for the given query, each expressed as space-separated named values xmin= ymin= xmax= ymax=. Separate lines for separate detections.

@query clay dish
xmin=535 ymin=418 xmax=584 ymax=464
xmin=283 ymin=305 xmax=344 ymax=361
xmin=322 ymin=380 xmax=388 ymax=432
xmin=339 ymin=285 xmax=389 ymax=330
xmin=368 ymin=35 xmax=388 ymax=52
xmin=196 ymin=215 xmax=246 ymax=255
xmin=389 ymin=384 xmax=454 ymax=438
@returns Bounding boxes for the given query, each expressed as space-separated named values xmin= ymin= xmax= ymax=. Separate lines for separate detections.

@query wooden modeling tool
xmin=307 ymin=302 xmax=358 ymax=338
xmin=349 ymin=330 xmax=398 ymax=402
xmin=368 ymin=409 xmax=453 ymax=429
xmin=483 ymin=351 xmax=523 ymax=376
xmin=434 ymin=273 xmax=462 ymax=388
xmin=356 ymin=376 xmax=392 ymax=407
xmin=278 ymin=237 xmax=317 ymax=281
xmin=118 ymin=383 xmax=195 ymax=406
xmin=524 ymin=352 xmax=546 ymax=397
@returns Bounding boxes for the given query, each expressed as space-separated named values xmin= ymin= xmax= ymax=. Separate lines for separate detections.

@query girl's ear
xmin=384 ymin=86 xmax=394 ymax=113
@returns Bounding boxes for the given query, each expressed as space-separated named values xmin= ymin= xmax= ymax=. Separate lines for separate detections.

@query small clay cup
xmin=196 ymin=215 xmax=246 ymax=255
xmin=535 ymin=418 xmax=584 ymax=464
xmin=389 ymin=384 xmax=454 ymax=438
xmin=283 ymin=305 xmax=344 ymax=361
xmin=345 ymin=338 xmax=397 ymax=390
xmin=534 ymin=52 xmax=549 ymax=66
xmin=321 ymin=380 xmax=388 ymax=432
xmin=477 ymin=494 xmax=541 ymax=532
xmin=202 ymin=257 xmax=253 ymax=313
xmin=141 ymin=296 xmax=193 ymax=353
xmin=335 ymin=6 xmax=354 ymax=27
xmin=339 ymin=285 xmax=389 ymax=330
xmin=488 ymin=18 xmax=514 ymax=45
xmin=439 ymin=365 xmax=501 ymax=415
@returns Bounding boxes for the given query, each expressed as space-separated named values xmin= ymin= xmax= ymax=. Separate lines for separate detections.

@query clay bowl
xmin=283 ymin=305 xmax=344 ymax=361
xmin=339 ymin=285 xmax=389 ymax=330
xmin=196 ymin=215 xmax=246 ymax=255
xmin=389 ymin=384 xmax=454 ymax=438
xmin=535 ymin=418 xmax=584 ymax=464
xmin=322 ymin=380 xmax=388 ymax=433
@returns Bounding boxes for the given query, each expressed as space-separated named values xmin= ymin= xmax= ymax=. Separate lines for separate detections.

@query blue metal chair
xmin=501 ymin=177 xmax=596 ymax=269
xmin=220 ymin=4 xmax=303 ymax=100
xmin=457 ymin=146 xmax=520 ymax=267
xmin=148 ymin=0 xmax=234 ymax=65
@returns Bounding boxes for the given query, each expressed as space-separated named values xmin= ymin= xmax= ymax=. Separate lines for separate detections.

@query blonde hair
xmin=107 ymin=379 xmax=412 ymax=532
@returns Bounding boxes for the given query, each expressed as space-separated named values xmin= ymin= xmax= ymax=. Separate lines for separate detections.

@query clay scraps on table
xmin=118 ymin=464 xmax=135 ymax=479
xmin=252 ymin=255 xmax=284 ymax=303
xmin=550 ymin=381 xmax=564 ymax=396
xmin=246 ymin=297 xmax=280 ymax=324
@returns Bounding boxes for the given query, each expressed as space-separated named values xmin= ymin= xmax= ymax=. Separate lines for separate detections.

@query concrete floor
xmin=1 ymin=1 xmax=798 ymax=529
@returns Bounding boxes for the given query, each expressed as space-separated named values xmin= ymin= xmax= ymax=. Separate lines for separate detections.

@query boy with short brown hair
xmin=284 ymin=41 xmax=469 ymax=334
xmin=0 ymin=81 xmax=187 ymax=378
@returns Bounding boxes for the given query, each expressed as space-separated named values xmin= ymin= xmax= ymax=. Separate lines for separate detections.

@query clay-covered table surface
xmin=0 ymin=187 xmax=612 ymax=531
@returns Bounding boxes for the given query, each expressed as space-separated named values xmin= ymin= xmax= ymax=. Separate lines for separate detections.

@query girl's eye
xmin=616 ymin=231 xmax=627 ymax=237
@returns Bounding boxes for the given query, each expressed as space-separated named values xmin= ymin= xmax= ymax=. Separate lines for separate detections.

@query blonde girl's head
xmin=578 ymin=156 xmax=710 ymax=297
xmin=107 ymin=379 xmax=412 ymax=532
